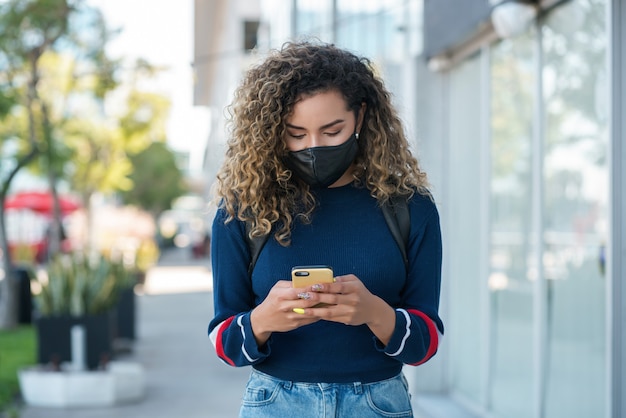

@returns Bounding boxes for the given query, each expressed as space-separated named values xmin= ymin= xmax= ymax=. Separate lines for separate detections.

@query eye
xmin=325 ymin=131 xmax=341 ymax=137
xmin=288 ymin=133 xmax=305 ymax=139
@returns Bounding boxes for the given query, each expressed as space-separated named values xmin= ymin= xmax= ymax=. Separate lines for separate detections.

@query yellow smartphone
xmin=291 ymin=265 xmax=334 ymax=288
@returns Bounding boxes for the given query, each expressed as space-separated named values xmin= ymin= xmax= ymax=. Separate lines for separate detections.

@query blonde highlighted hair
xmin=214 ymin=41 xmax=429 ymax=246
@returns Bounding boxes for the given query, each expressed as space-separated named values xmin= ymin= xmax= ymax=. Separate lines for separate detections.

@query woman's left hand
xmin=299 ymin=274 xmax=397 ymax=345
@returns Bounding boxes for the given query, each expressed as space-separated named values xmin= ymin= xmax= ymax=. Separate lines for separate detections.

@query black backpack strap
xmin=381 ymin=196 xmax=410 ymax=270
xmin=245 ymin=221 xmax=270 ymax=277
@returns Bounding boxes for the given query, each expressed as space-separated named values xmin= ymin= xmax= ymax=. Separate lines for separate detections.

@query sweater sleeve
xmin=207 ymin=209 xmax=271 ymax=367
xmin=376 ymin=198 xmax=444 ymax=366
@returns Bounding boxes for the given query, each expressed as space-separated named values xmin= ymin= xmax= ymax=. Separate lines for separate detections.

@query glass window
xmin=259 ymin=0 xmax=293 ymax=49
xmin=294 ymin=0 xmax=334 ymax=41
xmin=447 ymin=53 xmax=487 ymax=403
xmin=336 ymin=0 xmax=406 ymax=61
xmin=489 ymin=31 xmax=536 ymax=418
xmin=542 ymin=1 xmax=608 ymax=416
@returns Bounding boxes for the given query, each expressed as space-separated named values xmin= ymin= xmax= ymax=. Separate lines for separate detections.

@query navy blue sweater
xmin=208 ymin=183 xmax=443 ymax=383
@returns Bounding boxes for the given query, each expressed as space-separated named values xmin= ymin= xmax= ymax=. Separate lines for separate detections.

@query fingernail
xmin=297 ymin=292 xmax=311 ymax=300
xmin=311 ymin=284 xmax=323 ymax=291
xmin=293 ymin=308 xmax=305 ymax=314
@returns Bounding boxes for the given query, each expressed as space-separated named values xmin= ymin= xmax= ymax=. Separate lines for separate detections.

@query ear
xmin=356 ymin=102 xmax=367 ymax=135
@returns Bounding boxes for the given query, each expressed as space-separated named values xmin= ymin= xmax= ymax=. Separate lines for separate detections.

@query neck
xmin=328 ymin=164 xmax=355 ymax=188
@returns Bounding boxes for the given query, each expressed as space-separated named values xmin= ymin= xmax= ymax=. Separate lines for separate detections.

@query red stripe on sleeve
xmin=215 ymin=316 xmax=236 ymax=366
xmin=407 ymin=309 xmax=439 ymax=366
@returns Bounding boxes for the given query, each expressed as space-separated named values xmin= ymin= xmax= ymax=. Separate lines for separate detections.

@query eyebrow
xmin=286 ymin=119 xmax=345 ymax=131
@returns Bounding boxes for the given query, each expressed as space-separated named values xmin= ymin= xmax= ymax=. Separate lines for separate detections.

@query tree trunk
xmin=42 ymin=100 xmax=64 ymax=260
xmin=0 ymin=149 xmax=39 ymax=329
xmin=0 ymin=207 xmax=19 ymax=329
xmin=0 ymin=47 xmax=42 ymax=329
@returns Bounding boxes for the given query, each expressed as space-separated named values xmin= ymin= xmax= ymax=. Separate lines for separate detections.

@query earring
xmin=355 ymin=133 xmax=359 ymax=140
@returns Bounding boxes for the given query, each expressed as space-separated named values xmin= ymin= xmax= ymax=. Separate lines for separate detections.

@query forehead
xmin=287 ymin=90 xmax=351 ymax=125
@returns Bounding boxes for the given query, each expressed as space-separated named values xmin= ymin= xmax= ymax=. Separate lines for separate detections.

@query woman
xmin=209 ymin=41 xmax=443 ymax=418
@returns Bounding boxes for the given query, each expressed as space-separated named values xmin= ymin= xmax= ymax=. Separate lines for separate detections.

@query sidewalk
xmin=18 ymin=248 xmax=250 ymax=418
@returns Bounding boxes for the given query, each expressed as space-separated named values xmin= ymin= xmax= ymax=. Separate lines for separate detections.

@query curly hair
xmin=214 ymin=41 xmax=430 ymax=246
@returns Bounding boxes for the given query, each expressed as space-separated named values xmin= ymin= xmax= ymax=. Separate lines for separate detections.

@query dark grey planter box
xmin=115 ymin=286 xmax=136 ymax=341
xmin=35 ymin=312 xmax=115 ymax=370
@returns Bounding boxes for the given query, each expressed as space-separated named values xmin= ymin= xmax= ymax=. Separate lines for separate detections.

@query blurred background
xmin=1 ymin=1 xmax=625 ymax=418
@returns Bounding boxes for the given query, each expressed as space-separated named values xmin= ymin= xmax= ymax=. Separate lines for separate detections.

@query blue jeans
xmin=239 ymin=369 xmax=414 ymax=418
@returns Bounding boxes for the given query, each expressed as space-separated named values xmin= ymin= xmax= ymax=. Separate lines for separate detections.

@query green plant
xmin=0 ymin=326 xmax=36 ymax=412
xmin=107 ymin=256 xmax=138 ymax=291
xmin=35 ymin=252 xmax=133 ymax=317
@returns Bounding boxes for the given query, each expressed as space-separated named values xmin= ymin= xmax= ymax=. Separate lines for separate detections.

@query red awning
xmin=4 ymin=191 xmax=80 ymax=216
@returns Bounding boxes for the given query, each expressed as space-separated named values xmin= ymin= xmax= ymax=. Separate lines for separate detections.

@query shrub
xmin=35 ymin=252 xmax=135 ymax=317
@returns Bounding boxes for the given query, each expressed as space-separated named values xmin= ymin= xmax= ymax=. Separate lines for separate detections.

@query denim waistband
xmin=250 ymin=368 xmax=405 ymax=395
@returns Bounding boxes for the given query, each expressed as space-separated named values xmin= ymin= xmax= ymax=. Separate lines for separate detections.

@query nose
xmin=304 ymin=134 xmax=321 ymax=149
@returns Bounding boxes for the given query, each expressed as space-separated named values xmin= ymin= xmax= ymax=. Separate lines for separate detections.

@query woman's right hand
xmin=250 ymin=280 xmax=321 ymax=346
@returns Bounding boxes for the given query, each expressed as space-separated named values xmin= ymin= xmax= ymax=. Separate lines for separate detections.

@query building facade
xmin=193 ymin=1 xmax=625 ymax=417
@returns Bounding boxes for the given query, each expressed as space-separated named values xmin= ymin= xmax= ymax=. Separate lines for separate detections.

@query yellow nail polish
xmin=293 ymin=308 xmax=305 ymax=314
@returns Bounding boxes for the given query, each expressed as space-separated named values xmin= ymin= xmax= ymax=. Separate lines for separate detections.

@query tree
xmin=0 ymin=0 xmax=77 ymax=329
xmin=120 ymin=141 xmax=188 ymax=218
xmin=0 ymin=0 xmax=126 ymax=329
xmin=0 ymin=0 xmax=175 ymax=329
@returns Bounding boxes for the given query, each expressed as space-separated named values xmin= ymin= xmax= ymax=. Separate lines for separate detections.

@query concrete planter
xmin=18 ymin=361 xmax=145 ymax=407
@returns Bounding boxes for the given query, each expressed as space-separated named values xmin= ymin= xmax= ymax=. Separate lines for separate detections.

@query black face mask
xmin=284 ymin=133 xmax=359 ymax=188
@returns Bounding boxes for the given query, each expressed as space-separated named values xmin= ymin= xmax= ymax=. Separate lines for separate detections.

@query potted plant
xmin=112 ymin=238 xmax=160 ymax=343
xmin=18 ymin=253 xmax=147 ymax=408
xmin=34 ymin=252 xmax=122 ymax=370
xmin=108 ymin=257 xmax=138 ymax=344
